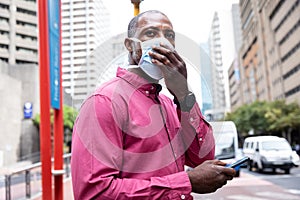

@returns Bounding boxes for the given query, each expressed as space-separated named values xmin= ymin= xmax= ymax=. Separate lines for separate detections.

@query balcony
xmin=15 ymin=24 xmax=37 ymax=37
xmin=15 ymin=12 xmax=37 ymax=24
xmin=0 ymin=7 xmax=9 ymax=18
xmin=0 ymin=34 xmax=9 ymax=45
xmin=15 ymin=0 xmax=37 ymax=12
xmin=15 ymin=50 xmax=38 ymax=63
xmin=15 ymin=37 xmax=38 ymax=50
xmin=0 ymin=21 xmax=9 ymax=32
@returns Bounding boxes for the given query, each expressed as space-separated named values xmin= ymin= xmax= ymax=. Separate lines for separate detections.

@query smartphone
xmin=227 ymin=156 xmax=250 ymax=168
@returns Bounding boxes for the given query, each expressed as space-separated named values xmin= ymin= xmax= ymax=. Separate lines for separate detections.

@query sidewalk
xmin=33 ymin=178 xmax=74 ymax=200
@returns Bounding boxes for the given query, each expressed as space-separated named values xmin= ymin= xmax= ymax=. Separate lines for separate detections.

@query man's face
xmin=134 ymin=12 xmax=175 ymax=46
xmin=130 ymin=12 xmax=175 ymax=64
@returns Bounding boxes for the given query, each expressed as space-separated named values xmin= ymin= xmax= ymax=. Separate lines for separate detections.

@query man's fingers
xmin=213 ymin=164 xmax=236 ymax=177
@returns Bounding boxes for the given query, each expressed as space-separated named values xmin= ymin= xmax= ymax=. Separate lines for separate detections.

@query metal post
xmin=133 ymin=2 xmax=140 ymax=16
xmin=38 ymin=0 xmax=52 ymax=199
xmin=131 ymin=0 xmax=142 ymax=16
xmin=5 ymin=175 xmax=11 ymax=200
xmin=25 ymin=170 xmax=31 ymax=199
xmin=65 ymin=156 xmax=70 ymax=178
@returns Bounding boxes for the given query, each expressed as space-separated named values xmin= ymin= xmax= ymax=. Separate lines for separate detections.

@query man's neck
xmin=128 ymin=67 xmax=159 ymax=84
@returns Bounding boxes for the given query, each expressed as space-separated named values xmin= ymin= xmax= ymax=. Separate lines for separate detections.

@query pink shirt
xmin=71 ymin=67 xmax=215 ymax=199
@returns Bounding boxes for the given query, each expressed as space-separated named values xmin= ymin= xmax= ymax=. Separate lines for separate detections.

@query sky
xmin=102 ymin=0 xmax=239 ymax=44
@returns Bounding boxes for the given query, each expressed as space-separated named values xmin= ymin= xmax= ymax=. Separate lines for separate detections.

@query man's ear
xmin=124 ymin=38 xmax=133 ymax=52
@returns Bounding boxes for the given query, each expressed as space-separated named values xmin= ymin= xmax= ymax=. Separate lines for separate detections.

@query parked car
xmin=243 ymin=136 xmax=294 ymax=174
xmin=292 ymin=151 xmax=300 ymax=167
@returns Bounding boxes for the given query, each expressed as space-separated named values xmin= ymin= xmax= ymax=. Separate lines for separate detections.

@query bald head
xmin=127 ymin=10 xmax=171 ymax=38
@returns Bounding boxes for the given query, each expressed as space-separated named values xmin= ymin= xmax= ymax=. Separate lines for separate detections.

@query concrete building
xmin=0 ymin=62 xmax=40 ymax=166
xmin=232 ymin=3 xmax=243 ymax=54
xmin=61 ymin=0 xmax=111 ymax=109
xmin=230 ymin=0 xmax=300 ymax=109
xmin=0 ymin=0 xmax=38 ymax=65
xmin=264 ymin=0 xmax=300 ymax=104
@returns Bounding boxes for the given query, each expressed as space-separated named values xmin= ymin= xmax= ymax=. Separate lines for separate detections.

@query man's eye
xmin=145 ymin=30 xmax=156 ymax=37
xmin=165 ymin=32 xmax=175 ymax=39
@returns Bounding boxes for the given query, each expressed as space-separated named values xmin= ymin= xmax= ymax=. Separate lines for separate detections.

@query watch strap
xmin=174 ymin=92 xmax=196 ymax=112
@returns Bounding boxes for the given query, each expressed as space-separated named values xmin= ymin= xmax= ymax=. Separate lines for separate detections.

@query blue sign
xmin=24 ymin=102 xmax=33 ymax=119
xmin=48 ymin=0 xmax=61 ymax=109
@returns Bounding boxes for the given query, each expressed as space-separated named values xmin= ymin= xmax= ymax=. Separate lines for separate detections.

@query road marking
xmin=287 ymin=189 xmax=300 ymax=195
xmin=256 ymin=191 xmax=300 ymax=199
xmin=227 ymin=195 xmax=268 ymax=200
xmin=257 ymin=174 xmax=300 ymax=179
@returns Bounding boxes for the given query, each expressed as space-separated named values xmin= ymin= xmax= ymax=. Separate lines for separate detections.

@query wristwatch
xmin=177 ymin=92 xmax=196 ymax=112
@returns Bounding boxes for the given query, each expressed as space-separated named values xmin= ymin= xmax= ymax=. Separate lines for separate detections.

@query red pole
xmin=53 ymin=0 xmax=64 ymax=199
xmin=53 ymin=108 xmax=63 ymax=200
xmin=38 ymin=0 xmax=52 ymax=199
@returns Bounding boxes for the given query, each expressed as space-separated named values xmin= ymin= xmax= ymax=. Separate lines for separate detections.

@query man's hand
xmin=187 ymin=160 xmax=236 ymax=194
xmin=149 ymin=44 xmax=189 ymax=101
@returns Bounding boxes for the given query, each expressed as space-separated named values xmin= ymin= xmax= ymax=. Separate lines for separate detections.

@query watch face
xmin=186 ymin=93 xmax=196 ymax=107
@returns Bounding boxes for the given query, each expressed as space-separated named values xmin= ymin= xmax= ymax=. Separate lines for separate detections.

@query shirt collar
xmin=116 ymin=67 xmax=162 ymax=96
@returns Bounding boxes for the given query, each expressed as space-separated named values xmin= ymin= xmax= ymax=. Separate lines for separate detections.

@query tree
xmin=225 ymin=100 xmax=300 ymax=143
xmin=266 ymin=101 xmax=300 ymax=142
xmin=33 ymin=105 xmax=78 ymax=152
xmin=33 ymin=105 xmax=78 ymax=131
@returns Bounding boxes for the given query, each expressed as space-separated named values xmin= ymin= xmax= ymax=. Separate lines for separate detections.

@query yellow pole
xmin=131 ymin=0 xmax=142 ymax=16
xmin=133 ymin=2 xmax=140 ymax=16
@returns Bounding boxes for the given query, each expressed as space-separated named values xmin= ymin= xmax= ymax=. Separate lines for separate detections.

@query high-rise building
xmin=231 ymin=0 xmax=300 ymax=109
xmin=200 ymin=43 xmax=213 ymax=115
xmin=0 ymin=0 xmax=38 ymax=65
xmin=61 ymin=0 xmax=111 ymax=109
xmin=232 ymin=4 xmax=243 ymax=54
xmin=228 ymin=3 xmax=243 ymax=110
xmin=207 ymin=11 xmax=235 ymax=120
xmin=264 ymin=0 xmax=300 ymax=104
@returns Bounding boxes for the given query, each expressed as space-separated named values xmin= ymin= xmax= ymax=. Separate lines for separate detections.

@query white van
xmin=243 ymin=136 xmax=294 ymax=174
xmin=210 ymin=121 xmax=242 ymax=176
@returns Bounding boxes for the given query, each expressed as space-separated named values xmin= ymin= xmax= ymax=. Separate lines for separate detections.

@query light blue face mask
xmin=130 ymin=37 xmax=174 ymax=80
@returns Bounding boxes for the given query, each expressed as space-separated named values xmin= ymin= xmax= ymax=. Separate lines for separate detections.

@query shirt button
xmin=181 ymin=194 xmax=186 ymax=199
xmin=199 ymin=137 xmax=203 ymax=141
xmin=189 ymin=117 xmax=194 ymax=122
xmin=145 ymin=91 xmax=149 ymax=95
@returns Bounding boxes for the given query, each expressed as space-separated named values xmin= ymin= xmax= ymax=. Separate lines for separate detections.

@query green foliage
xmin=63 ymin=105 xmax=78 ymax=130
xmin=225 ymin=100 xmax=300 ymax=137
xmin=32 ymin=105 xmax=78 ymax=130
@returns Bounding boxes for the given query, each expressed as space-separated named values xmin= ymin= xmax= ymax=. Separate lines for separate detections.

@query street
xmin=192 ymin=166 xmax=300 ymax=200
xmin=1 ymin=166 xmax=300 ymax=199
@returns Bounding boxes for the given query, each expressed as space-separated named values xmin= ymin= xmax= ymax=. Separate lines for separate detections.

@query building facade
xmin=0 ymin=0 xmax=38 ymax=65
xmin=61 ymin=0 xmax=111 ymax=109
xmin=229 ymin=0 xmax=300 ymax=110
xmin=228 ymin=4 xmax=243 ymax=110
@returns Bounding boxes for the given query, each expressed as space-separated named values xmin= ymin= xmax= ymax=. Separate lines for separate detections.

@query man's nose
xmin=156 ymin=31 xmax=165 ymax=39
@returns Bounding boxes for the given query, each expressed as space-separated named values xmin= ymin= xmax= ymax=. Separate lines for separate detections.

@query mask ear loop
xmin=124 ymin=38 xmax=143 ymax=69
xmin=129 ymin=37 xmax=142 ymax=43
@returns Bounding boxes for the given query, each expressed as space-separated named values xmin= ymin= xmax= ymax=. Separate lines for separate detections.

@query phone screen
xmin=227 ymin=157 xmax=249 ymax=168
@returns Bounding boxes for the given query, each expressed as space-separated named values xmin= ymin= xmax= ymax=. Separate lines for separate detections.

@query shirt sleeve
xmin=71 ymin=94 xmax=193 ymax=200
xmin=178 ymin=103 xmax=215 ymax=168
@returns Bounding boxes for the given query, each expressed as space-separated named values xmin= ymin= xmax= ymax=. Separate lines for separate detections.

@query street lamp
xmin=131 ymin=0 xmax=143 ymax=16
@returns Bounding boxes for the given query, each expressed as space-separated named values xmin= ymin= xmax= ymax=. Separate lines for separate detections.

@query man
xmin=71 ymin=10 xmax=235 ymax=199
